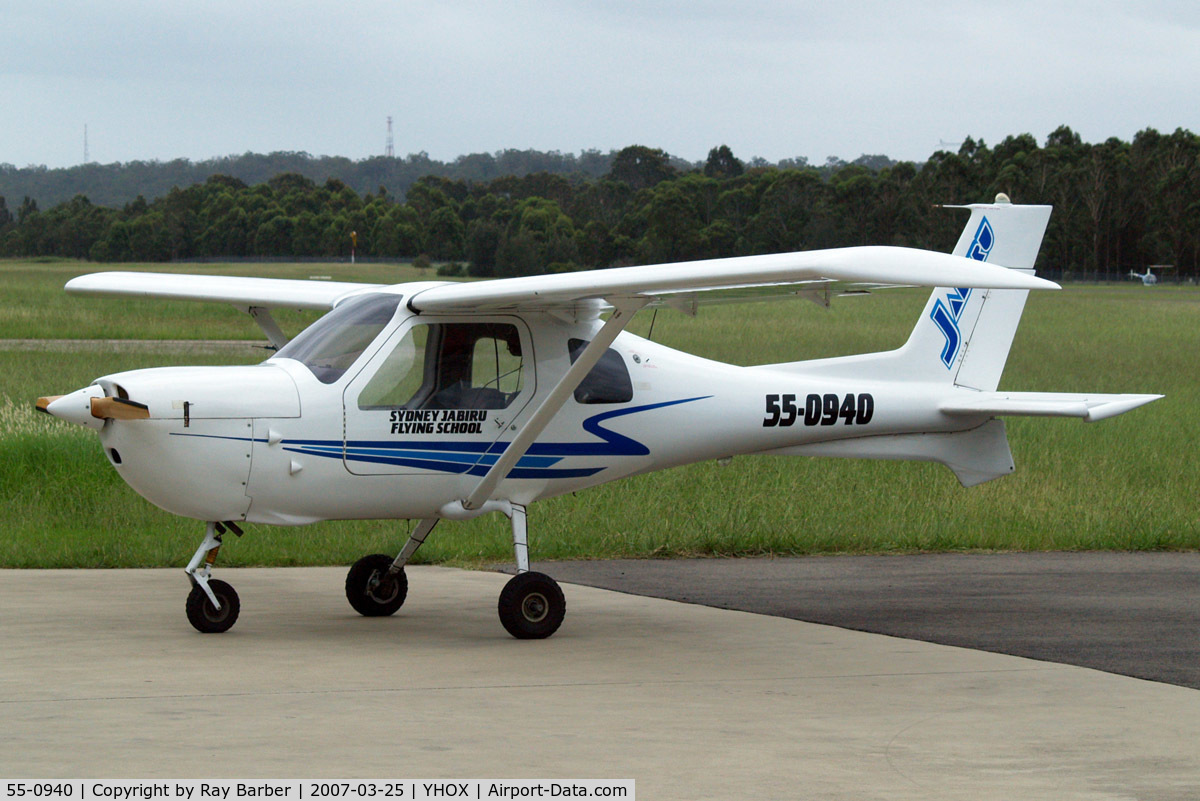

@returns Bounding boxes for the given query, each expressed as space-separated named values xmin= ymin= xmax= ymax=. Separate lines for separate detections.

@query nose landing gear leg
xmin=184 ymin=521 xmax=241 ymax=633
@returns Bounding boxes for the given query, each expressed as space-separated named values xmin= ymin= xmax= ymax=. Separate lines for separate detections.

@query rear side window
xmin=568 ymin=338 xmax=633 ymax=404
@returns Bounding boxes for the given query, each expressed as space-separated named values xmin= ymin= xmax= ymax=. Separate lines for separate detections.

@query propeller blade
xmin=90 ymin=397 xmax=150 ymax=420
xmin=35 ymin=395 xmax=64 ymax=414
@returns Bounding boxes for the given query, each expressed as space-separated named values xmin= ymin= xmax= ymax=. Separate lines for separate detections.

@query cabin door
xmin=342 ymin=317 xmax=534 ymax=476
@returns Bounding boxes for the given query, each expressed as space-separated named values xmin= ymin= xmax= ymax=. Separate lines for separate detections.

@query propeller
xmin=36 ymin=386 xmax=149 ymax=428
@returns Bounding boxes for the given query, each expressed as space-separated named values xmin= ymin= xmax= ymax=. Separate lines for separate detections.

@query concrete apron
xmin=1 ymin=567 xmax=1196 ymax=801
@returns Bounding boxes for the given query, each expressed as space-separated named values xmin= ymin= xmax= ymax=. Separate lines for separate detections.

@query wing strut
xmin=458 ymin=296 xmax=649 ymax=512
xmin=246 ymin=306 xmax=289 ymax=349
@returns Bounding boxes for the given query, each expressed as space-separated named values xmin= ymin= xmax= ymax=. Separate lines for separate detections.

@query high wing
xmin=407 ymin=246 xmax=1058 ymax=314
xmin=65 ymin=246 xmax=1055 ymax=318
xmin=65 ymin=271 xmax=383 ymax=310
xmin=64 ymin=271 xmax=387 ymax=348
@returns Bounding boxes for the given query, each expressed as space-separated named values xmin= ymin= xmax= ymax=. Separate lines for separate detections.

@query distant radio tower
xmin=385 ymin=116 xmax=395 ymax=158
xmin=84 ymin=124 xmax=89 ymax=164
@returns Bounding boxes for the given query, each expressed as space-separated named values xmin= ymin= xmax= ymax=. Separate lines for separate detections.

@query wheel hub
xmin=203 ymin=599 xmax=230 ymax=624
xmin=367 ymin=570 xmax=400 ymax=604
xmin=521 ymin=592 xmax=549 ymax=623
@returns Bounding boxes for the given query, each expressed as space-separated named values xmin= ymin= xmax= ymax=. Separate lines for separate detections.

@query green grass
xmin=1 ymin=260 xmax=1197 ymax=567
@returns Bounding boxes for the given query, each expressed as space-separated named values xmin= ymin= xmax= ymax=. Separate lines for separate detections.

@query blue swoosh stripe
xmin=176 ymin=397 xmax=710 ymax=480
xmin=347 ymin=396 xmax=711 ymax=474
xmin=343 ymin=446 xmax=563 ymax=468
xmin=290 ymin=448 xmax=603 ymax=478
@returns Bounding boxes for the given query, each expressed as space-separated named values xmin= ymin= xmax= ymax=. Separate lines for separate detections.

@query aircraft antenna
xmin=385 ymin=116 xmax=395 ymax=158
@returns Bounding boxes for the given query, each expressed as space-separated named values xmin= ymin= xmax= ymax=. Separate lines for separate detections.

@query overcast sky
xmin=3 ymin=1 xmax=1199 ymax=170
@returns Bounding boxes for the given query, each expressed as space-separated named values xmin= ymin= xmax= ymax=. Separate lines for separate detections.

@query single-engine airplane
xmin=37 ymin=195 xmax=1160 ymax=638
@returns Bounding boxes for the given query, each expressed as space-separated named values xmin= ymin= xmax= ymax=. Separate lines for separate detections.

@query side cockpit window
xmin=359 ymin=322 xmax=524 ymax=410
xmin=275 ymin=293 xmax=402 ymax=384
xmin=568 ymin=338 xmax=633 ymax=404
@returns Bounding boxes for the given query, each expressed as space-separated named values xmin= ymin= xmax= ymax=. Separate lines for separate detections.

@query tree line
xmin=2 ymin=126 xmax=1197 ymax=277
xmin=0 ymin=149 xmax=631 ymax=210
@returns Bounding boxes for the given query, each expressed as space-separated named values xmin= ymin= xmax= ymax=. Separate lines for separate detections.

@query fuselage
xmin=80 ymin=288 xmax=981 ymax=525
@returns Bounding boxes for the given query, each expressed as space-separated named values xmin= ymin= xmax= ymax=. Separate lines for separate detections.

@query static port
xmin=108 ymin=448 xmax=122 ymax=465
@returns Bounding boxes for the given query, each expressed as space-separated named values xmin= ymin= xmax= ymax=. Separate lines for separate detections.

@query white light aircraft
xmin=37 ymin=196 xmax=1160 ymax=638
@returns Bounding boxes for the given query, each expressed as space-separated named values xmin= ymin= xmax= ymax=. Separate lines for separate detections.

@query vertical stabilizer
xmin=898 ymin=197 xmax=1051 ymax=390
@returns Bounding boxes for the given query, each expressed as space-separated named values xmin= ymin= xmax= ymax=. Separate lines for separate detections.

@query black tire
xmin=185 ymin=579 xmax=240 ymax=634
xmin=498 ymin=571 xmax=565 ymax=639
xmin=346 ymin=554 xmax=407 ymax=617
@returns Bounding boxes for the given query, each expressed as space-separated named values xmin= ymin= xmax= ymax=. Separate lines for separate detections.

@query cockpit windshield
xmin=274 ymin=293 xmax=403 ymax=383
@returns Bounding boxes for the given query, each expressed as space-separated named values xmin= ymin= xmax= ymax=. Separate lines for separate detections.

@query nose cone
xmin=37 ymin=385 xmax=106 ymax=430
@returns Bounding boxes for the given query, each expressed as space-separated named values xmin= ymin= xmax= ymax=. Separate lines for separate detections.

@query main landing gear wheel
xmin=185 ymin=579 xmax=240 ymax=633
xmin=498 ymin=571 xmax=565 ymax=639
xmin=346 ymin=554 xmax=408 ymax=617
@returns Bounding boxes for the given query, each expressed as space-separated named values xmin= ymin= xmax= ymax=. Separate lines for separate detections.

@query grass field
xmin=2 ymin=258 xmax=1196 ymax=568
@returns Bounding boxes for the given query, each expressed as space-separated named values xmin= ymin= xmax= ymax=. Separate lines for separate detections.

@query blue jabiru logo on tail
xmin=932 ymin=216 xmax=994 ymax=368
xmin=931 ymin=288 xmax=971 ymax=367
xmin=966 ymin=216 xmax=995 ymax=261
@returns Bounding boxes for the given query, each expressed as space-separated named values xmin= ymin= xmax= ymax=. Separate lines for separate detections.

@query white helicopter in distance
xmin=1129 ymin=266 xmax=1168 ymax=285
xmin=37 ymin=195 xmax=1160 ymax=638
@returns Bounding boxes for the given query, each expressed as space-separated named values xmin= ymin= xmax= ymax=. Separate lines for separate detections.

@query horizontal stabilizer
xmin=764 ymin=420 xmax=1015 ymax=487
xmin=66 ymin=272 xmax=383 ymax=310
xmin=940 ymin=392 xmax=1163 ymax=422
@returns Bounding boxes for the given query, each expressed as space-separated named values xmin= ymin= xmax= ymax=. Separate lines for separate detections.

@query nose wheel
xmin=183 ymin=521 xmax=243 ymax=634
xmin=181 ymin=522 xmax=244 ymax=633
xmin=186 ymin=579 xmax=240 ymax=633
